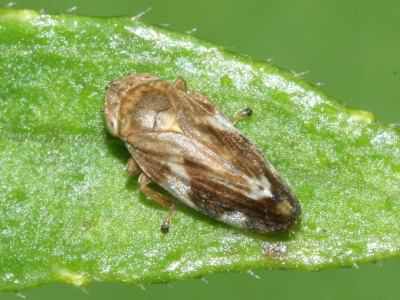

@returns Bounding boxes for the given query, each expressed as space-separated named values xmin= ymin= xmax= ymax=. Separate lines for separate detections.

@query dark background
xmin=1 ymin=1 xmax=400 ymax=299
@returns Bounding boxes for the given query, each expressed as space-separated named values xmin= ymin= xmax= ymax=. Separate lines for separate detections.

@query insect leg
xmin=232 ymin=107 xmax=253 ymax=124
xmin=127 ymin=158 xmax=141 ymax=176
xmin=138 ymin=173 xmax=176 ymax=233
xmin=174 ymin=77 xmax=187 ymax=91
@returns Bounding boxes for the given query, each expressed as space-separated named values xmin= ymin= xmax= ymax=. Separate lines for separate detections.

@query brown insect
xmin=104 ymin=74 xmax=301 ymax=233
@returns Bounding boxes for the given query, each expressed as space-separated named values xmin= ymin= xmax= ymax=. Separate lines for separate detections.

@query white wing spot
xmin=246 ymin=176 xmax=273 ymax=200
xmin=219 ymin=211 xmax=249 ymax=227
xmin=206 ymin=114 xmax=236 ymax=132
xmin=161 ymin=163 xmax=197 ymax=210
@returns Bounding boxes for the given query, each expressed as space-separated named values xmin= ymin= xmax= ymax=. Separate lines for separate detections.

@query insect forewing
xmin=121 ymin=80 xmax=300 ymax=233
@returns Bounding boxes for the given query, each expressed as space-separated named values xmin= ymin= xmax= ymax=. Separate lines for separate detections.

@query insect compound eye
xmin=104 ymin=102 xmax=120 ymax=137
xmin=109 ymin=119 xmax=118 ymax=135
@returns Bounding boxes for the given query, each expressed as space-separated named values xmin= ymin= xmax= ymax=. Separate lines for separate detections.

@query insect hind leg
xmin=232 ymin=107 xmax=253 ymax=125
xmin=138 ymin=173 xmax=176 ymax=233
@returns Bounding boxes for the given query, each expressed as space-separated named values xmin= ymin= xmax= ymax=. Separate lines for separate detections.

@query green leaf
xmin=1 ymin=8 xmax=399 ymax=291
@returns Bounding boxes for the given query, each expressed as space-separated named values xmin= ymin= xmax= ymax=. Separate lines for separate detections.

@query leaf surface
xmin=0 ymin=9 xmax=399 ymax=291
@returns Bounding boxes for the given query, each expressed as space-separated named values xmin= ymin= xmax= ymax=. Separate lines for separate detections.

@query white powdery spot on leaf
xmin=292 ymin=90 xmax=323 ymax=110
xmin=366 ymin=237 xmax=398 ymax=257
xmin=263 ymin=74 xmax=324 ymax=110
xmin=263 ymin=74 xmax=303 ymax=94
xmin=371 ymin=130 xmax=398 ymax=147
xmin=175 ymin=57 xmax=197 ymax=74
xmin=31 ymin=13 xmax=58 ymax=28
xmin=125 ymin=25 xmax=207 ymax=54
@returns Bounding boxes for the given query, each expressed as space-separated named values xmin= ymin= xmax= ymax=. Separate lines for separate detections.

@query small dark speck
xmin=160 ymin=223 xmax=170 ymax=234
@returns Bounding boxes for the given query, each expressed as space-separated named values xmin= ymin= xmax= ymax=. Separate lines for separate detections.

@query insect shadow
xmin=103 ymin=128 xmax=130 ymax=164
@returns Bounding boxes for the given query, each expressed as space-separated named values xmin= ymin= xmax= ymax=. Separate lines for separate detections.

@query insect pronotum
xmin=104 ymin=74 xmax=301 ymax=234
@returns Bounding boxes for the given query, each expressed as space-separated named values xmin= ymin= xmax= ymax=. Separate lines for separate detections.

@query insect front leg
xmin=127 ymin=158 xmax=141 ymax=176
xmin=138 ymin=173 xmax=176 ymax=233
xmin=232 ymin=107 xmax=253 ymax=125
xmin=174 ymin=77 xmax=187 ymax=91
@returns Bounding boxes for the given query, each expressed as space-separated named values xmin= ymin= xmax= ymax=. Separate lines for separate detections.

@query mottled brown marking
xmin=104 ymin=74 xmax=301 ymax=234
